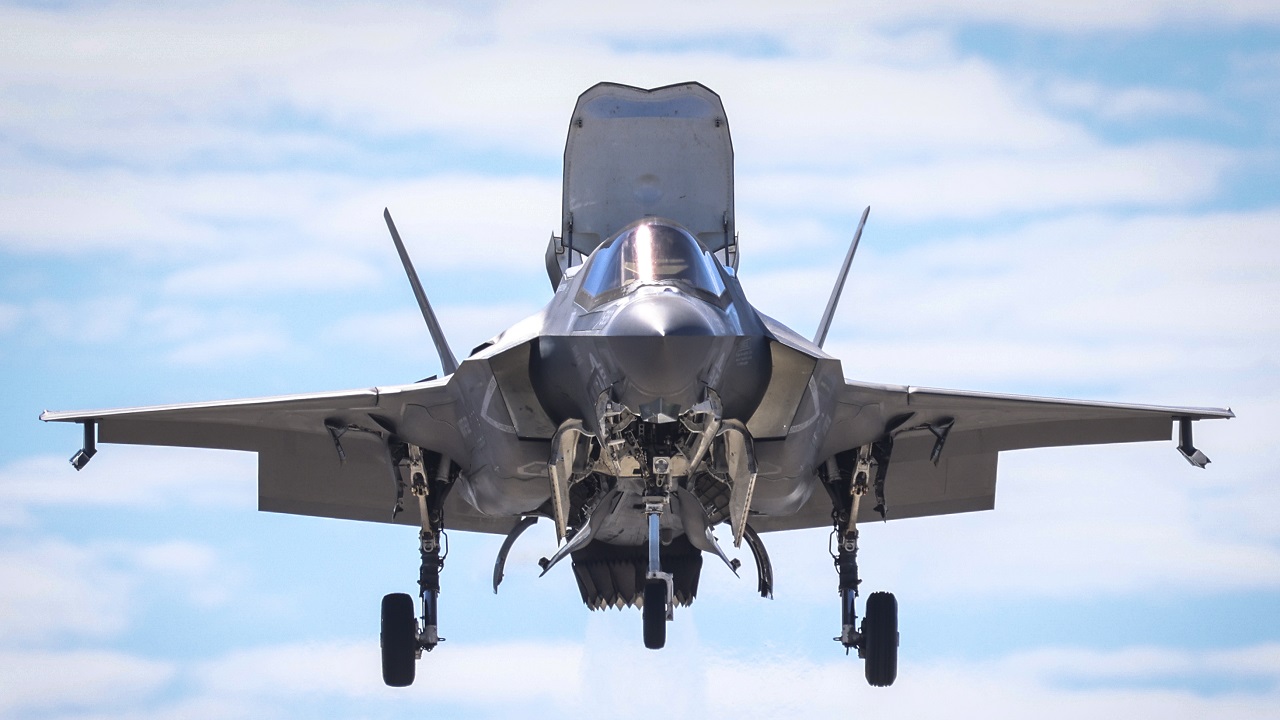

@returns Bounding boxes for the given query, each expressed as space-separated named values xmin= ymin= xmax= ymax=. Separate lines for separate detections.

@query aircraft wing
xmin=753 ymin=380 xmax=1234 ymax=532
xmin=39 ymin=380 xmax=517 ymax=534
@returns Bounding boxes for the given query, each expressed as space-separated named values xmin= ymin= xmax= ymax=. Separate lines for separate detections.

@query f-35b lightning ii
xmin=42 ymin=82 xmax=1233 ymax=688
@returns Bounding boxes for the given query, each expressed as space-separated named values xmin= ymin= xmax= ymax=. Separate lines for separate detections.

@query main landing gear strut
xmin=381 ymin=444 xmax=453 ymax=687
xmin=826 ymin=443 xmax=899 ymax=687
xmin=835 ymin=530 xmax=898 ymax=687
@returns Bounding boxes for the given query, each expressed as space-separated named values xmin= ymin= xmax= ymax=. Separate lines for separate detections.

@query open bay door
xmin=545 ymin=82 xmax=737 ymax=287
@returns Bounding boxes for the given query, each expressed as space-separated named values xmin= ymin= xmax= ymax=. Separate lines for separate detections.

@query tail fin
xmin=383 ymin=208 xmax=459 ymax=375
xmin=813 ymin=206 xmax=870 ymax=348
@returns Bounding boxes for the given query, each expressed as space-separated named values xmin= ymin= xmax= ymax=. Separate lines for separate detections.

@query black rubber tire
xmin=381 ymin=593 xmax=417 ymax=687
xmin=863 ymin=591 xmax=898 ymax=687
xmin=642 ymin=580 xmax=667 ymax=650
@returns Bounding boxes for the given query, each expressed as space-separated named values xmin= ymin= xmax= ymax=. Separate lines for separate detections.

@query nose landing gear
xmin=642 ymin=497 xmax=674 ymax=650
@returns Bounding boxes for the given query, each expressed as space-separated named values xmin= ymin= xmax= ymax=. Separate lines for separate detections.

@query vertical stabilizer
xmin=383 ymin=208 xmax=459 ymax=375
xmin=814 ymin=206 xmax=870 ymax=348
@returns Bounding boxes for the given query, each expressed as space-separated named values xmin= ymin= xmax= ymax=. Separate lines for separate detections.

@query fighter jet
xmin=41 ymin=82 xmax=1233 ymax=688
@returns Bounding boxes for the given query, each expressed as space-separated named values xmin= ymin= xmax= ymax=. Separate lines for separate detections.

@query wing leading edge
xmin=752 ymin=381 xmax=1233 ymax=532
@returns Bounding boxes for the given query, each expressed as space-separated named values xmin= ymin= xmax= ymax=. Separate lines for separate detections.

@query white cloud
xmin=134 ymin=303 xmax=328 ymax=368
xmin=326 ymin=175 xmax=562 ymax=268
xmin=162 ymin=252 xmax=380 ymax=297
xmin=0 ymin=535 xmax=239 ymax=645
xmin=137 ymin=305 xmax=257 ymax=344
xmin=0 ymin=448 xmax=256 ymax=524
xmin=860 ymin=0 xmax=1280 ymax=31
xmin=668 ymin=54 xmax=1092 ymax=170
xmin=1044 ymin=80 xmax=1214 ymax=120
xmin=130 ymin=540 xmax=238 ymax=608
xmin=708 ymin=644 xmax=1280 ymax=719
xmin=751 ymin=209 xmax=1280 ymax=365
xmin=0 ymin=639 xmax=576 ymax=718
xmin=0 ymin=8 xmax=1229 ymax=187
xmin=166 ymin=328 xmax=294 ymax=366
xmin=735 ymin=212 xmax=839 ymax=258
xmin=0 ymin=166 xmax=345 ymax=255
xmin=1012 ymin=644 xmax=1280 ymax=682
xmin=0 ymin=0 xmax=1252 ymax=296
xmin=0 ymin=166 xmax=560 ymax=270
xmin=8 ymin=637 xmax=1273 ymax=719
xmin=197 ymin=640 xmax=584 ymax=706
xmin=24 ymin=296 xmax=141 ymax=345
xmin=0 ymin=0 xmax=1269 ymax=182
xmin=740 ymin=142 xmax=1235 ymax=222
xmin=15 ymin=294 xmax=309 ymax=368
xmin=423 ymin=0 xmax=1280 ymax=44
xmin=0 ymin=649 xmax=173 ymax=716
xmin=0 ymin=540 xmax=135 ymax=643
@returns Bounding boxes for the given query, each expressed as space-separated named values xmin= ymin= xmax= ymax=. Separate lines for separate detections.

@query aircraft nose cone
xmin=605 ymin=293 xmax=723 ymax=407
xmin=605 ymin=292 xmax=718 ymax=337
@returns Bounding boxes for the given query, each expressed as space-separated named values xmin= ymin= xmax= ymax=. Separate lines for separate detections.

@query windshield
xmin=579 ymin=219 xmax=726 ymax=302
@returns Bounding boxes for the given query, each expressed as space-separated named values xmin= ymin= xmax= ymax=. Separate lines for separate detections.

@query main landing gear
xmin=862 ymin=590 xmax=898 ymax=687
xmin=381 ymin=443 xmax=452 ymax=687
xmin=380 ymin=528 xmax=445 ymax=687
xmin=827 ymin=443 xmax=899 ymax=687
xmin=380 ymin=592 xmax=417 ymax=687
xmin=835 ymin=531 xmax=898 ymax=687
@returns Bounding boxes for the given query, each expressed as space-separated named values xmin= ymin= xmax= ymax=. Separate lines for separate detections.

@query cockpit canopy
xmin=578 ymin=218 xmax=727 ymax=305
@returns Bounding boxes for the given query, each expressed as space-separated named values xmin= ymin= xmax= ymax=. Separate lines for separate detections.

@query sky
xmin=1 ymin=1 xmax=1278 ymax=717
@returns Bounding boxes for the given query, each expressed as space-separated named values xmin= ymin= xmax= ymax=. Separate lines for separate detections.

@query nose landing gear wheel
xmin=862 ymin=591 xmax=898 ymax=687
xmin=642 ymin=579 xmax=668 ymax=650
xmin=381 ymin=593 xmax=418 ymax=687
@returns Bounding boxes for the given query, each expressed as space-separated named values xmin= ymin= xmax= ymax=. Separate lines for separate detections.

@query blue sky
xmin=1 ymin=1 xmax=1278 ymax=717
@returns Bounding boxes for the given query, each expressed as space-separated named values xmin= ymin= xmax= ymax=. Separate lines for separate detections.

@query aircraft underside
xmin=380 ymin=358 xmax=902 ymax=686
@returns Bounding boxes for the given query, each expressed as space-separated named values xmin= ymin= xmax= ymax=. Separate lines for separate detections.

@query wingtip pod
xmin=383 ymin=208 xmax=460 ymax=376
xmin=71 ymin=420 xmax=97 ymax=470
xmin=814 ymin=205 xmax=871 ymax=348
xmin=1177 ymin=415 xmax=1220 ymax=468
xmin=37 ymin=410 xmax=97 ymax=467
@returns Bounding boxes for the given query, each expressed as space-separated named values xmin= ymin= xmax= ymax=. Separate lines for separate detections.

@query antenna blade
xmin=384 ymin=208 xmax=459 ymax=375
xmin=813 ymin=206 xmax=870 ymax=348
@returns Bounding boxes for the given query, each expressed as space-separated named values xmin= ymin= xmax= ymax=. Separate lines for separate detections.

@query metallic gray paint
xmin=42 ymin=82 xmax=1233 ymax=603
